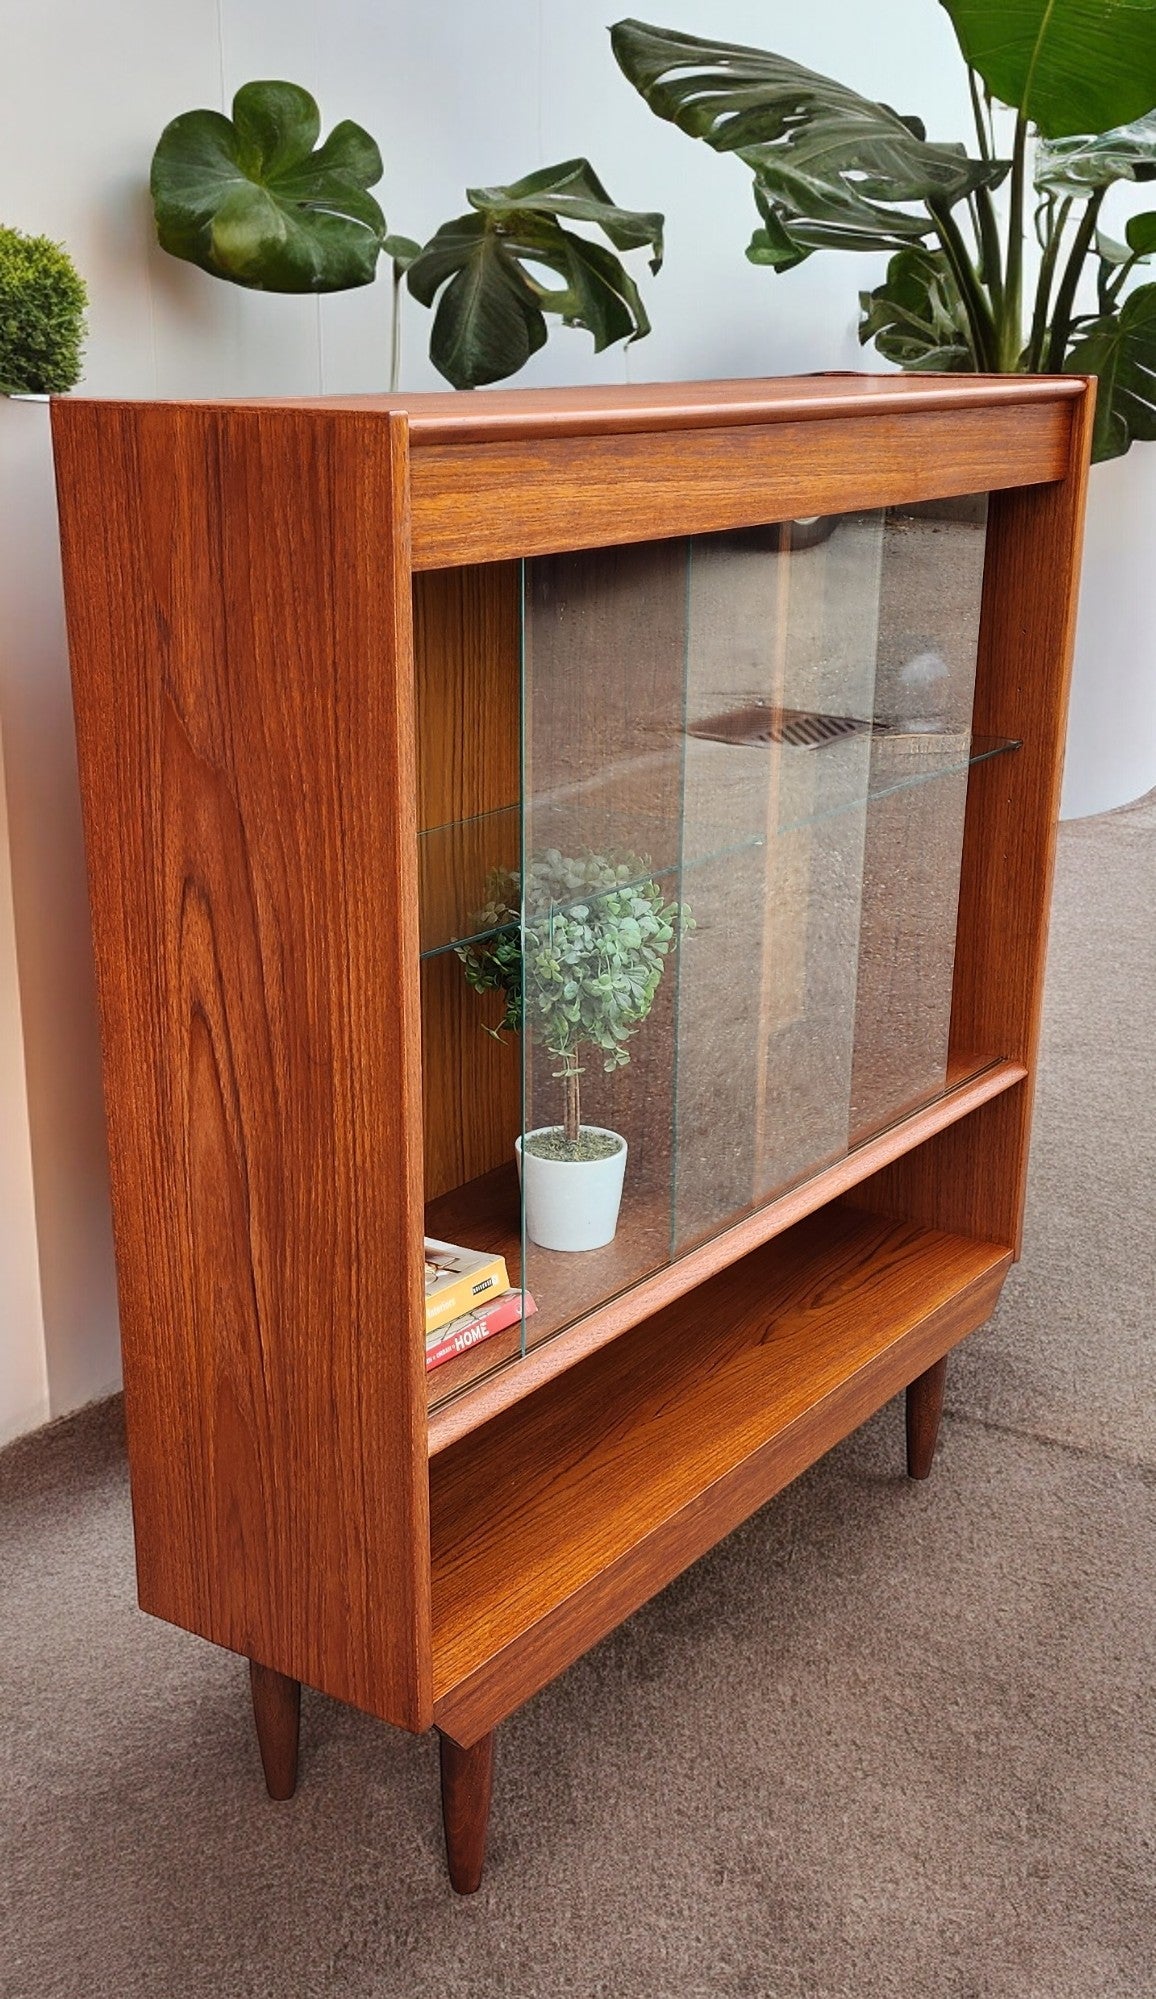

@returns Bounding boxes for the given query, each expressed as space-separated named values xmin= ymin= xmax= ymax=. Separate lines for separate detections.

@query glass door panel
xmin=850 ymin=498 xmax=989 ymax=1140
xmin=494 ymin=497 xmax=998 ymax=1383
xmin=674 ymin=515 xmax=884 ymax=1251
xmin=520 ymin=541 xmax=687 ymax=1336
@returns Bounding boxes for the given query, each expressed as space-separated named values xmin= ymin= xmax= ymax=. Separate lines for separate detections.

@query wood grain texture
xmin=49 ymin=375 xmax=1095 ymax=1794
xmin=421 ymin=957 xmax=522 ymax=1208
xmin=425 ymin=1056 xmax=1025 ymax=1448
xmin=410 ymin=404 xmax=1072 ymax=568
xmin=855 ymin=379 xmax=1096 ymax=1252
xmin=438 ymin=1729 xmax=495 ymax=1894
xmin=249 ymin=1660 xmax=301 ymax=1799
xmin=906 ymin=1356 xmax=948 ymax=1480
xmin=431 ymin=1207 xmax=1010 ymax=1742
xmin=414 ymin=563 xmax=519 ymax=830
xmin=162 ymin=371 xmax=1084 ymax=444
xmin=51 ymin=400 xmax=433 ymax=1729
xmin=414 ymin=562 xmax=521 ymax=1201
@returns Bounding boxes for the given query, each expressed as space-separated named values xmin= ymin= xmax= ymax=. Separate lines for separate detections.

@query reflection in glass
xmin=674 ymin=515 xmax=884 ymax=1249
xmin=521 ymin=542 xmax=689 ymax=1329
xmin=850 ymin=498 xmax=988 ymax=1140
xmin=425 ymin=497 xmax=996 ymax=1395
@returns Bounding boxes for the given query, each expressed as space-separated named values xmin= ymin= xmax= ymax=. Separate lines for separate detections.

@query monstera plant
xmin=150 ymin=81 xmax=662 ymax=390
xmin=612 ymin=6 xmax=1156 ymax=457
xmin=405 ymin=160 xmax=663 ymax=390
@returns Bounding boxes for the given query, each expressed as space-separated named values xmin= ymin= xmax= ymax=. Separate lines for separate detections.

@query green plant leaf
xmin=383 ymin=233 xmax=422 ymax=270
xmin=746 ymin=183 xmax=812 ymax=269
xmin=858 ymin=246 xmax=976 ymax=369
xmin=406 ymin=160 xmax=661 ymax=389
xmin=1065 ymin=282 xmax=1156 ymax=458
xmin=940 ymin=1 xmax=1156 ymax=140
xmin=150 ymin=79 xmax=386 ymax=291
xmin=1036 ymin=112 xmax=1156 ymax=192
xmin=467 ymin=158 xmax=664 ymax=258
xmin=409 ymin=214 xmax=549 ymax=386
xmin=611 ymin=18 xmax=1004 ymax=259
xmin=1127 ymin=212 xmax=1156 ymax=256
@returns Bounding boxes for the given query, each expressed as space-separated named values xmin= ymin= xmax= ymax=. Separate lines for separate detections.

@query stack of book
xmin=424 ymin=1237 xmax=536 ymax=1373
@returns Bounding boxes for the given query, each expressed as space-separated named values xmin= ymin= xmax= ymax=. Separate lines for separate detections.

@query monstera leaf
xmin=940 ymin=0 xmax=1156 ymax=140
xmin=611 ymin=19 xmax=1003 ymax=259
xmin=151 ymin=80 xmax=387 ymax=291
xmin=406 ymin=160 xmax=662 ymax=389
xmin=746 ymin=182 xmax=812 ymax=269
xmin=1036 ymin=113 xmax=1156 ymax=194
xmin=1126 ymin=213 xmax=1156 ymax=257
xmin=1066 ymin=283 xmax=1156 ymax=458
xmin=859 ymin=247 xmax=976 ymax=370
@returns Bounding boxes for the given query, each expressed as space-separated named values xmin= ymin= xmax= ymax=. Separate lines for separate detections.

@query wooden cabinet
xmin=51 ymin=373 xmax=1094 ymax=1891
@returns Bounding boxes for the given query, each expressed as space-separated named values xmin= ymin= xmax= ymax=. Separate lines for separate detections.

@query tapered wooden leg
xmin=906 ymin=1355 xmax=949 ymax=1480
xmin=249 ymin=1660 xmax=301 ymax=1800
xmin=439 ymin=1728 xmax=494 ymax=1893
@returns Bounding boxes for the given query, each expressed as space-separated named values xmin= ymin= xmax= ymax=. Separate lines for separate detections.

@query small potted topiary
xmin=0 ymin=226 xmax=87 ymax=398
xmin=458 ymin=849 xmax=691 ymax=1252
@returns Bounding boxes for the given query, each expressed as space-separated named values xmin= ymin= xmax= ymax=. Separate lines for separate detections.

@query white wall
xmin=1 ymin=0 xmax=1151 ymax=1436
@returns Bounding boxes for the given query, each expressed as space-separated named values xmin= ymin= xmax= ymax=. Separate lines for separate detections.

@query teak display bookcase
xmin=52 ymin=372 xmax=1094 ymax=1893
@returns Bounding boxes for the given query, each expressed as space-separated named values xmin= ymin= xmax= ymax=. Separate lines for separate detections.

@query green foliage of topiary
xmin=458 ymin=849 xmax=692 ymax=1148
xmin=0 ymin=226 xmax=88 ymax=395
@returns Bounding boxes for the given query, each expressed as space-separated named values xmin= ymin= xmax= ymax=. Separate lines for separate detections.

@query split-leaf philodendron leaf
xmin=151 ymin=80 xmax=386 ymax=291
xmin=1127 ymin=213 xmax=1156 ymax=257
xmin=939 ymin=0 xmax=1156 ymax=141
xmin=406 ymin=160 xmax=663 ymax=390
xmin=859 ymin=247 xmax=976 ymax=370
xmin=1036 ymin=112 xmax=1156 ymax=195
xmin=611 ymin=19 xmax=1005 ymax=269
xmin=1066 ymin=282 xmax=1156 ymax=458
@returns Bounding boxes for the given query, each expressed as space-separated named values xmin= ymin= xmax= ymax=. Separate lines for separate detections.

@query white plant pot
xmin=515 ymin=1127 xmax=628 ymax=1252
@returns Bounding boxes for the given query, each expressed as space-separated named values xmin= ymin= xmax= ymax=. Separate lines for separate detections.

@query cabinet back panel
xmin=415 ymin=563 xmax=521 ymax=1198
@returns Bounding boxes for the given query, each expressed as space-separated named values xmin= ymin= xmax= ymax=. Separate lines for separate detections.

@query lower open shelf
xmin=429 ymin=1201 xmax=1011 ymax=1737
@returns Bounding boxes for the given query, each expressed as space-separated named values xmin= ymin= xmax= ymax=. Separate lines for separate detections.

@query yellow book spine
xmin=424 ymin=1254 xmax=509 ymax=1336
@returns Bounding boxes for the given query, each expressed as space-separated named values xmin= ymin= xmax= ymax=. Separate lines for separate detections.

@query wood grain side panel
xmin=410 ymin=403 xmax=1072 ymax=568
xmin=433 ymin=1237 xmax=1010 ymax=1742
xmin=855 ymin=381 xmax=1096 ymax=1250
xmin=51 ymin=401 xmax=432 ymax=1728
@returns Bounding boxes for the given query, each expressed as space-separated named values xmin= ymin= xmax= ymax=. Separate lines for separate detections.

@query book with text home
xmin=425 ymin=1288 xmax=538 ymax=1373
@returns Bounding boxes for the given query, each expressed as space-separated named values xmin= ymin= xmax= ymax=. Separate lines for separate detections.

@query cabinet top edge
xmin=54 ymin=370 xmax=1088 ymax=447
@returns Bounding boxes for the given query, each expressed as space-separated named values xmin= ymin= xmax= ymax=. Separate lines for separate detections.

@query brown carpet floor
xmin=2 ymin=796 xmax=1155 ymax=1999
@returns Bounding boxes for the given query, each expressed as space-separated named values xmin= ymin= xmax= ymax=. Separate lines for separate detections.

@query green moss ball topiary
xmin=0 ymin=226 xmax=88 ymax=395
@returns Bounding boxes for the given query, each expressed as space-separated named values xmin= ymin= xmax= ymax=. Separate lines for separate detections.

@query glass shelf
xmin=417 ymin=734 xmax=1019 ymax=960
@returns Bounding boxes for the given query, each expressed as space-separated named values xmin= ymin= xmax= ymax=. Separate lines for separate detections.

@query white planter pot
xmin=515 ymin=1127 xmax=628 ymax=1252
